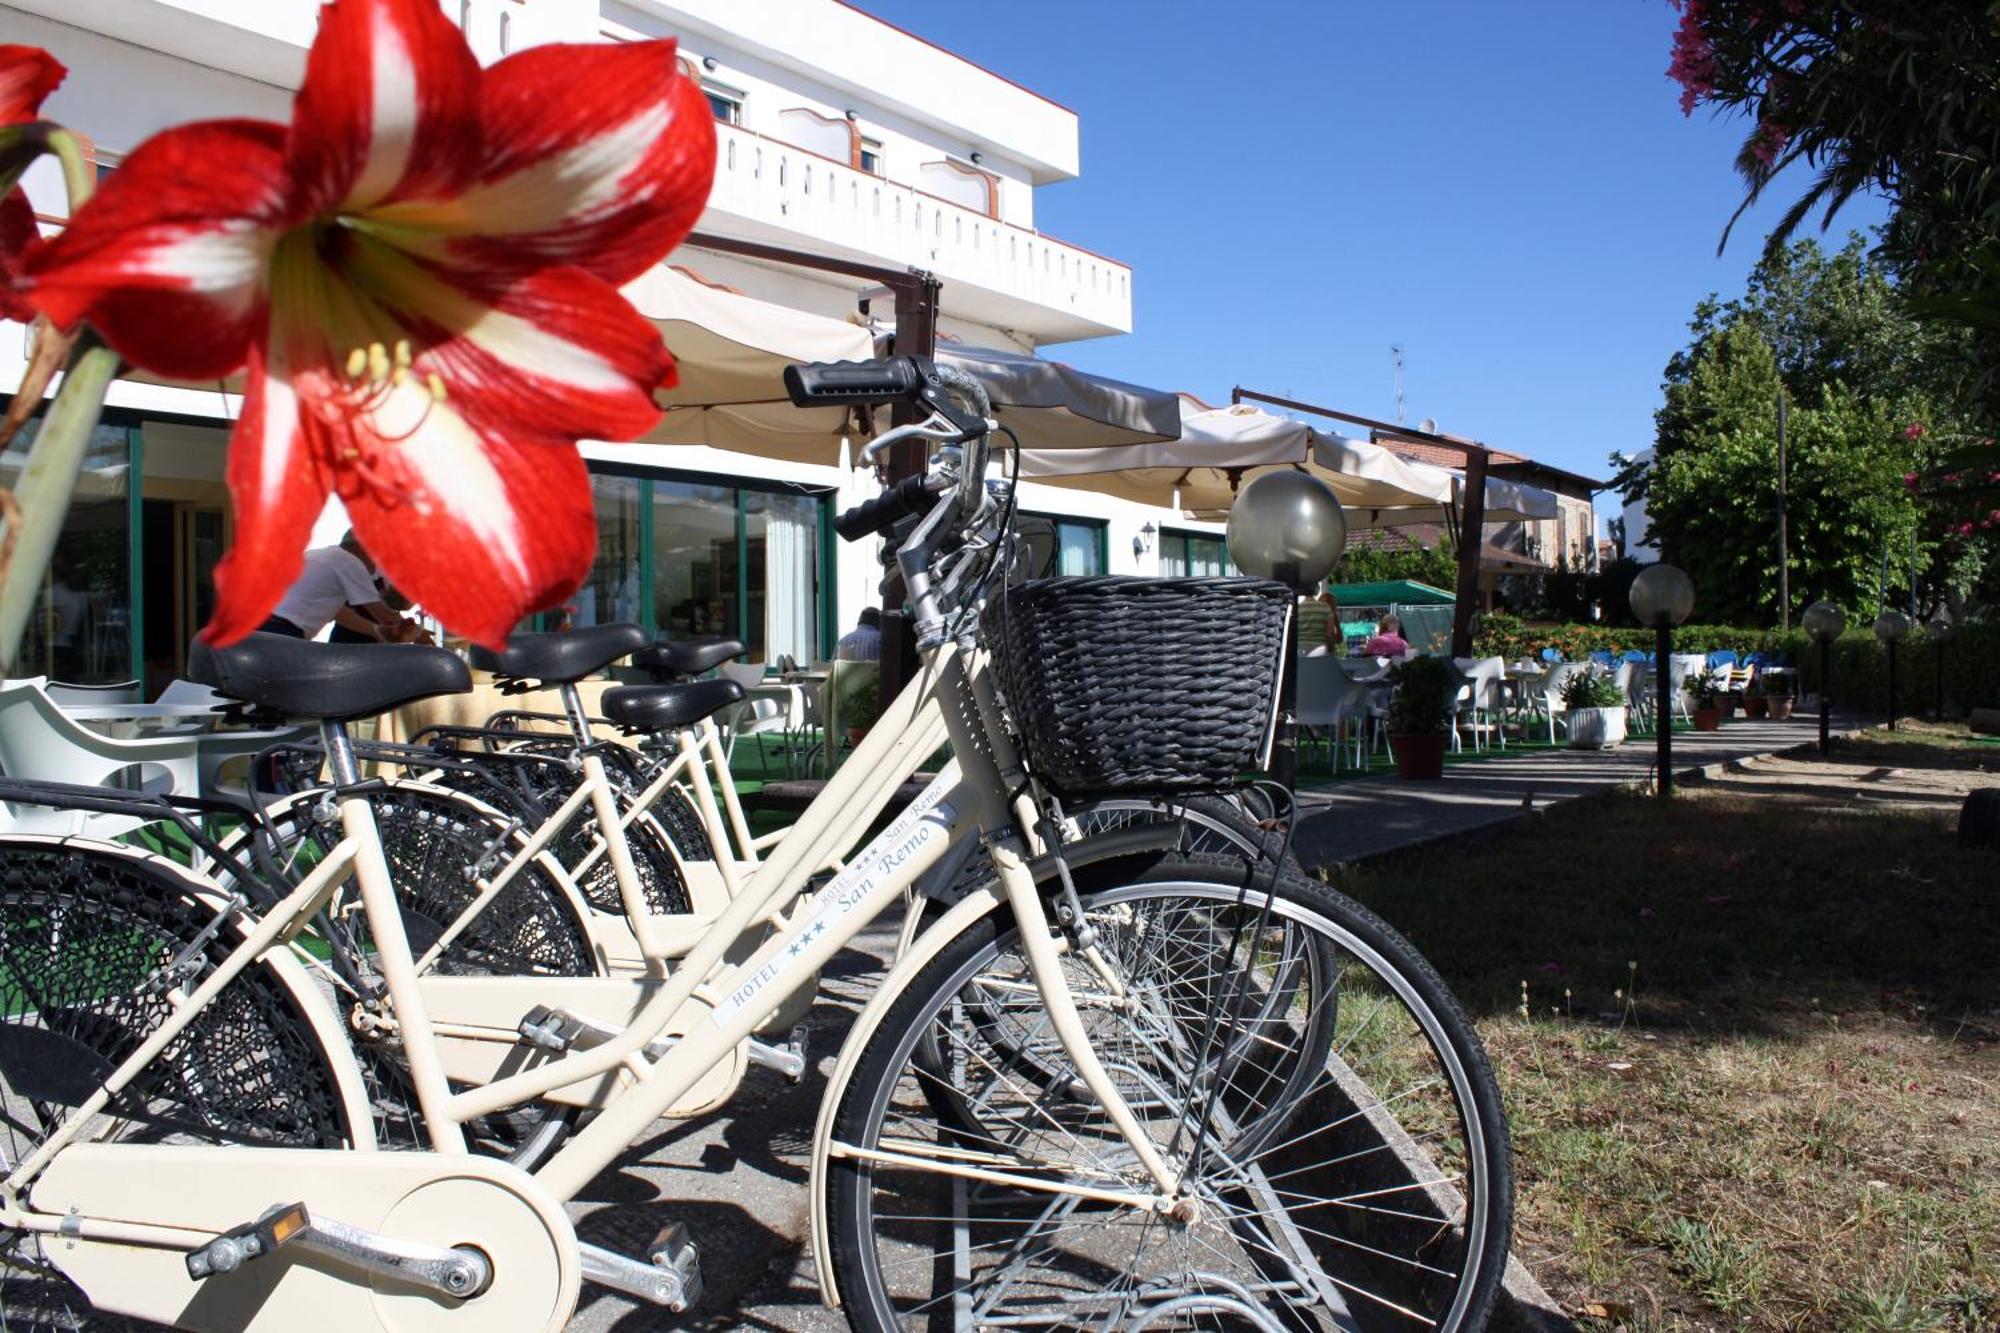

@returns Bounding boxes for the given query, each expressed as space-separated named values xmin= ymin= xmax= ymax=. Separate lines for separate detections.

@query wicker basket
xmin=986 ymin=576 xmax=1293 ymax=797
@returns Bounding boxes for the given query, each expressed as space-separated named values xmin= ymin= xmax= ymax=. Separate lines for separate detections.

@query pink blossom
xmin=1749 ymin=120 xmax=1790 ymax=166
xmin=1903 ymin=472 xmax=1920 ymax=489
xmin=1668 ymin=0 xmax=1718 ymax=115
xmin=1904 ymin=422 xmax=1927 ymax=439
xmin=1958 ymin=521 xmax=1977 ymax=536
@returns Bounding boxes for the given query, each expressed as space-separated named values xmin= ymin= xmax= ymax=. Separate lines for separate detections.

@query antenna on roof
xmin=1391 ymin=345 xmax=1406 ymax=424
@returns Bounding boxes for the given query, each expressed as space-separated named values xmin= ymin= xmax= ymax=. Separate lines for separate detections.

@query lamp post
xmin=1802 ymin=600 xmax=1846 ymax=756
xmin=1629 ymin=563 xmax=1694 ymax=798
xmin=1927 ymin=614 xmax=1953 ymax=723
xmin=1227 ymin=471 xmax=1347 ymax=790
xmin=1874 ymin=610 xmax=1910 ymax=732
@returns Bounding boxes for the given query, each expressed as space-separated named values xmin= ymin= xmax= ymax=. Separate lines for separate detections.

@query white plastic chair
xmin=1613 ymin=662 xmax=1653 ymax=733
xmin=0 ymin=678 xmax=294 ymax=838
xmin=1528 ymin=662 xmax=1587 ymax=745
xmin=45 ymin=679 xmax=142 ymax=706
xmin=1294 ymin=656 xmax=1345 ymax=772
xmin=719 ymin=661 xmax=767 ymax=691
xmin=1451 ymin=657 xmax=1508 ymax=752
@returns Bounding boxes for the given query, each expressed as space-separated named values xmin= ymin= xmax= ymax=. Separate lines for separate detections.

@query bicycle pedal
xmin=578 ymin=1229 xmax=701 ymax=1312
xmin=650 ymin=1222 xmax=702 ymax=1311
xmin=516 ymin=1004 xmax=590 ymax=1053
xmin=185 ymin=1202 xmax=309 ymax=1278
xmin=747 ymin=1025 xmax=809 ymax=1083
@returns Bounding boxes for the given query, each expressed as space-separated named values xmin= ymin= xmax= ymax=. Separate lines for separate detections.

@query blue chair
xmin=1540 ymin=647 xmax=1563 ymax=664
xmin=1707 ymin=649 xmax=1738 ymax=670
xmin=1589 ymin=650 xmax=1615 ymax=667
xmin=1622 ymin=650 xmax=1650 ymax=664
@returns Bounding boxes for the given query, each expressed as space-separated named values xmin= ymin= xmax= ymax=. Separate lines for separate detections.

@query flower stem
xmin=0 ymin=341 xmax=119 ymax=673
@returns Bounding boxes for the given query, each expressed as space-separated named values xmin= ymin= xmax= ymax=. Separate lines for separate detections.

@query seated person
xmin=1361 ymin=613 xmax=1412 ymax=658
xmin=262 ymin=530 xmax=426 ymax=643
xmin=837 ymin=607 xmax=883 ymax=661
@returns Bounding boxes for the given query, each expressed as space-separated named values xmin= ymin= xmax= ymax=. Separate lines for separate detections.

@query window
xmin=537 ymin=472 xmax=833 ymax=662
xmin=859 ymin=137 xmax=883 ymax=174
xmin=704 ymin=83 xmax=744 ymax=125
xmin=567 ymin=474 xmax=643 ymax=627
xmin=1160 ymin=529 xmax=1232 ymax=577
xmin=1 ymin=419 xmax=134 ymax=684
xmin=1025 ymin=515 xmax=1107 ymax=576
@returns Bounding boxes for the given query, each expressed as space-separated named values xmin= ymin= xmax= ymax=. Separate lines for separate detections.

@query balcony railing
xmin=707 ymin=122 xmax=1132 ymax=337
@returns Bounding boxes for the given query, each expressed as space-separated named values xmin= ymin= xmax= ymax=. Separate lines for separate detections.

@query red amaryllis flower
xmin=25 ymin=0 xmax=714 ymax=646
xmin=0 ymin=44 xmax=66 ymax=323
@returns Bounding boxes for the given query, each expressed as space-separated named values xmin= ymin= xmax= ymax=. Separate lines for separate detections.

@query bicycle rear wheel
xmin=219 ymin=782 xmax=597 ymax=1167
xmin=0 ymin=840 xmax=358 ymax=1331
xmin=828 ymin=852 xmax=1512 ymax=1331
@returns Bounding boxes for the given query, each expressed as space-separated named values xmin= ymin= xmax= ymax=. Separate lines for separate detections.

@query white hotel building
xmin=1 ymin=0 xmax=1213 ymax=688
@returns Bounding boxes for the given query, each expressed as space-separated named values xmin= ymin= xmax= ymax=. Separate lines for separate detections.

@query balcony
xmin=701 ymin=122 xmax=1132 ymax=344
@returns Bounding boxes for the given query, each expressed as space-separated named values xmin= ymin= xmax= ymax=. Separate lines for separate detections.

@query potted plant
xmin=1743 ymin=678 xmax=1770 ymax=718
xmin=1385 ymin=656 xmax=1455 ymax=780
xmin=1688 ymin=668 xmax=1725 ymax=731
xmin=1759 ymin=672 xmax=1795 ymax=720
xmin=844 ymin=674 xmax=881 ymax=747
xmin=1560 ymin=671 xmax=1629 ymax=749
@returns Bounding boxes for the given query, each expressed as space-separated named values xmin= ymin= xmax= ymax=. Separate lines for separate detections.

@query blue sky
xmin=852 ymin=0 xmax=1888 ymax=509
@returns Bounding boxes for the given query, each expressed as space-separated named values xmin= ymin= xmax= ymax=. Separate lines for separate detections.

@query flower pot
xmin=1720 ymin=694 xmax=1740 ymax=720
xmin=1389 ymin=732 xmax=1448 ymax=780
xmin=1692 ymin=706 xmax=1723 ymax=732
xmin=1565 ymin=705 xmax=1628 ymax=750
xmin=1767 ymin=696 xmax=1795 ymax=720
xmin=1744 ymin=695 xmax=1769 ymax=719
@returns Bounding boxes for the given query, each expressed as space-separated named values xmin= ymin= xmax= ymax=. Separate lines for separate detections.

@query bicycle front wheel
xmin=827 ymin=852 xmax=1512 ymax=1331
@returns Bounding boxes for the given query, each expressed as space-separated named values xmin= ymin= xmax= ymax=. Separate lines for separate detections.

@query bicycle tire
xmin=827 ymin=850 xmax=1513 ymax=1332
xmin=0 ymin=838 xmax=360 ymax=1332
xmin=215 ymin=781 xmax=598 ymax=1168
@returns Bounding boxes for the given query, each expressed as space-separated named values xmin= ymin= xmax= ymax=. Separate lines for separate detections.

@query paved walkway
xmin=1291 ymin=714 xmax=1858 ymax=869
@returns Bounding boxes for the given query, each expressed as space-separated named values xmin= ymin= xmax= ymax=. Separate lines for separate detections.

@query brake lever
xmin=860 ymin=412 xmax=969 ymax=466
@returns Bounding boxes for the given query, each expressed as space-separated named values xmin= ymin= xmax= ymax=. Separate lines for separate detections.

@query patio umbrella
xmin=934 ymin=344 xmax=1183 ymax=452
xmin=1018 ymin=401 xmax=1456 ymax=514
xmin=1343 ymin=472 xmax=1561 ymax=529
xmin=629 ymin=264 xmax=877 ymax=466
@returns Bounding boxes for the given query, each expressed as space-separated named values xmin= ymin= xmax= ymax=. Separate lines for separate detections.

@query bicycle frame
xmin=3 ymin=635 xmax=1186 ymax=1266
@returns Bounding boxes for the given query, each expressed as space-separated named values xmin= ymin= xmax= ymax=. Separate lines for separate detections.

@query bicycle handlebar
xmin=833 ymin=473 xmax=937 ymax=543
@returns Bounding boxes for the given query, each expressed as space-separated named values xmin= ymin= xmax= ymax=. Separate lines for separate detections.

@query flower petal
xmin=0 ymin=187 xmax=38 ymax=323
xmin=203 ymin=336 xmax=330 ymax=645
xmin=24 ymin=118 xmax=288 ymax=380
xmin=0 ymin=45 xmax=65 ymax=125
xmin=337 ymin=232 xmax=670 ymax=442
xmin=330 ymin=386 xmax=596 ymax=647
xmin=374 ymin=40 xmax=714 ymax=286
xmin=289 ymin=0 xmax=481 ymax=213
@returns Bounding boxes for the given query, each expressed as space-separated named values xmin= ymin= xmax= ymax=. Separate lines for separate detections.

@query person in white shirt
xmin=835 ymin=607 xmax=882 ymax=661
xmin=260 ymin=532 xmax=420 ymax=642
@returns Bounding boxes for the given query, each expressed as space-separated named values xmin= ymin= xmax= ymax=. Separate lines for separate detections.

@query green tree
xmin=1624 ymin=237 xmax=1988 ymax=622
xmin=1337 ymin=538 xmax=1457 ymax=590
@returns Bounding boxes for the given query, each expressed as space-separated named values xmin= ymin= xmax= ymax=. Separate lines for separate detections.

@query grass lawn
xmin=1325 ymin=746 xmax=1999 ymax=1330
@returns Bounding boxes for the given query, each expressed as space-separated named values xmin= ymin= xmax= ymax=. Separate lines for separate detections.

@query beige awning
xmin=630 ymin=264 xmax=877 ymax=466
xmin=1020 ymin=401 xmax=1458 ymax=514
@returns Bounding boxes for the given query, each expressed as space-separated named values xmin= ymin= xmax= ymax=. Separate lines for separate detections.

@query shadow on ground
xmin=1329 ymin=748 xmax=1999 ymax=1041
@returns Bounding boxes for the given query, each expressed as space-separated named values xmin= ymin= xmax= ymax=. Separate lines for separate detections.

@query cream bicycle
xmin=0 ymin=356 xmax=1512 ymax=1330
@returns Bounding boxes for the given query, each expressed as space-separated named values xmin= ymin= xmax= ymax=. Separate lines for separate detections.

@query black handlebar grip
xmin=834 ymin=474 xmax=934 ymax=542
xmin=784 ymin=357 xmax=928 ymax=407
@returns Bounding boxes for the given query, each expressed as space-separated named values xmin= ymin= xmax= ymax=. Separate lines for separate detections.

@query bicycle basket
xmin=986 ymin=576 xmax=1293 ymax=798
